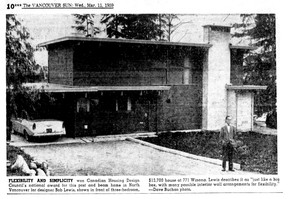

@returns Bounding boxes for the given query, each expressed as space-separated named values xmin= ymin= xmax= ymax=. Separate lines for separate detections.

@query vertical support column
xmin=155 ymin=94 xmax=158 ymax=134
xmin=202 ymin=25 xmax=232 ymax=130
xmin=73 ymin=92 xmax=77 ymax=138
xmin=165 ymin=48 xmax=169 ymax=85
xmin=183 ymin=57 xmax=192 ymax=84
xmin=202 ymin=51 xmax=209 ymax=129
xmin=227 ymin=89 xmax=237 ymax=127
xmin=251 ymin=92 xmax=255 ymax=131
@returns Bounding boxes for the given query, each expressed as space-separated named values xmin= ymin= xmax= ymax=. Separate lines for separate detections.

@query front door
xmin=236 ymin=92 xmax=253 ymax=131
xmin=75 ymin=97 xmax=92 ymax=136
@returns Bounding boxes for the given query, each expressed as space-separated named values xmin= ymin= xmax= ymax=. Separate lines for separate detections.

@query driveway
xmin=253 ymin=124 xmax=277 ymax=135
xmin=20 ymin=140 xmax=255 ymax=176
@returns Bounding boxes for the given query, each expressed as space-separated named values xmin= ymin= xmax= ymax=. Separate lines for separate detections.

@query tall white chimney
xmin=202 ymin=25 xmax=232 ymax=130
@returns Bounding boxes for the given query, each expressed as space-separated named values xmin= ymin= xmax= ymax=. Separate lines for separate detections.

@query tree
xmin=161 ymin=14 xmax=178 ymax=41
xmin=72 ymin=14 xmax=100 ymax=37
xmin=100 ymin=14 xmax=196 ymax=42
xmin=101 ymin=14 xmax=164 ymax=40
xmin=159 ymin=14 xmax=192 ymax=42
xmin=233 ymin=14 xmax=276 ymax=116
xmin=6 ymin=15 xmax=54 ymax=136
xmin=6 ymin=15 xmax=37 ymax=88
xmin=100 ymin=14 xmax=123 ymax=38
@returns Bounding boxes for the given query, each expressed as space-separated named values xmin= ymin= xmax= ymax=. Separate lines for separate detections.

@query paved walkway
xmin=253 ymin=124 xmax=277 ymax=135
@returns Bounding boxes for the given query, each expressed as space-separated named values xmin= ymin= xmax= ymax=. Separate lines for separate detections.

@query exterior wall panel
xmin=231 ymin=50 xmax=244 ymax=85
xmin=72 ymin=43 xmax=204 ymax=87
xmin=158 ymin=84 xmax=203 ymax=131
xmin=48 ymin=46 xmax=73 ymax=85
xmin=45 ymin=41 xmax=207 ymax=136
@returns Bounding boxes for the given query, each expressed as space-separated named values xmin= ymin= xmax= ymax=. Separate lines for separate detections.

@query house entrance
xmin=75 ymin=97 xmax=93 ymax=136
xmin=236 ymin=92 xmax=253 ymax=131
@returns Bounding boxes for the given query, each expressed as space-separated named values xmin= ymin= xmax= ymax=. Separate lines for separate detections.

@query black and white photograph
xmin=3 ymin=0 xmax=286 ymax=197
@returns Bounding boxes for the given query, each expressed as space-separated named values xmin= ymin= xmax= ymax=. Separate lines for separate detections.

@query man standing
xmin=219 ymin=116 xmax=237 ymax=172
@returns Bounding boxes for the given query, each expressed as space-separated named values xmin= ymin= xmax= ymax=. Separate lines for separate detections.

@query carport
xmin=25 ymin=83 xmax=171 ymax=137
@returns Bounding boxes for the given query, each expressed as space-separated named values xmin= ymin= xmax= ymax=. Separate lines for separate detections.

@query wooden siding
xmin=45 ymin=41 xmax=206 ymax=135
xmin=158 ymin=85 xmax=203 ymax=131
xmin=48 ymin=47 xmax=74 ymax=85
xmin=73 ymin=70 xmax=166 ymax=86
xmin=72 ymin=42 xmax=205 ymax=86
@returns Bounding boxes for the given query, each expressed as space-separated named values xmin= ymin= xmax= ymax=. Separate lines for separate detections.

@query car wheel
xmin=24 ymin=131 xmax=30 ymax=141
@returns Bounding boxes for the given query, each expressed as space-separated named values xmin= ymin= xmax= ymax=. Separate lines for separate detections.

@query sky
xmin=17 ymin=14 xmax=243 ymax=66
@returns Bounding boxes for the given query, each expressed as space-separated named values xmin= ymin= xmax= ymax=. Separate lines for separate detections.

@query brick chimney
xmin=202 ymin=25 xmax=232 ymax=130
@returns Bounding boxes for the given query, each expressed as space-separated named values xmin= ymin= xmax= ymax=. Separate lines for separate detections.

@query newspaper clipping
xmin=3 ymin=0 xmax=287 ymax=198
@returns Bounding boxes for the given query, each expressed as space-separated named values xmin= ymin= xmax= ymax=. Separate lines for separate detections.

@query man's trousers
xmin=222 ymin=142 xmax=234 ymax=170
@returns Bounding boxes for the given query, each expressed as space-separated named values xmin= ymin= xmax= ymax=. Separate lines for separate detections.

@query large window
xmin=89 ymin=94 xmax=133 ymax=112
xmin=116 ymin=97 xmax=132 ymax=112
xmin=183 ymin=57 xmax=191 ymax=85
xmin=183 ymin=68 xmax=190 ymax=84
xmin=77 ymin=98 xmax=90 ymax=113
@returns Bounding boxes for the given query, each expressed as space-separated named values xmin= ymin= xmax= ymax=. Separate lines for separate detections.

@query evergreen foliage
xmin=233 ymin=14 xmax=276 ymax=117
xmin=6 ymin=15 xmax=54 ymax=133
xmin=72 ymin=14 xmax=100 ymax=37
xmin=101 ymin=14 xmax=163 ymax=40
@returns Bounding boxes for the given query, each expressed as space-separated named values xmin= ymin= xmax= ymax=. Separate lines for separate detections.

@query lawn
xmin=141 ymin=131 xmax=277 ymax=174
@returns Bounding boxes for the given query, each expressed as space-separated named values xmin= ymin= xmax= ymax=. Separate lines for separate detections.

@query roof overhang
xmin=230 ymin=45 xmax=257 ymax=51
xmin=24 ymin=83 xmax=171 ymax=93
xmin=38 ymin=36 xmax=212 ymax=49
xmin=226 ymin=84 xmax=267 ymax=91
xmin=203 ymin=24 xmax=232 ymax=28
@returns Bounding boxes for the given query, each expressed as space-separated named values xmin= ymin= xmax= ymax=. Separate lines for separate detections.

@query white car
xmin=11 ymin=118 xmax=66 ymax=141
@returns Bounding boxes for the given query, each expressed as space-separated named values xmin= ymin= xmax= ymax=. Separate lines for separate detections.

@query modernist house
xmin=35 ymin=25 xmax=266 ymax=137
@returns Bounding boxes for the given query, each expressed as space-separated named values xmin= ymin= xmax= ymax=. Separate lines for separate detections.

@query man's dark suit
xmin=219 ymin=125 xmax=237 ymax=170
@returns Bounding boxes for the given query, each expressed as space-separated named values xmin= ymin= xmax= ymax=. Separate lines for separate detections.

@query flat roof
xmin=24 ymin=83 xmax=171 ymax=93
xmin=38 ymin=36 xmax=213 ymax=48
xmin=226 ymin=85 xmax=267 ymax=90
